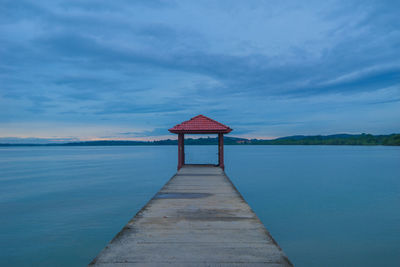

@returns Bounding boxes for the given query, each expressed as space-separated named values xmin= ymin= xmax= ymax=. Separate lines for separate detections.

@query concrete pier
xmin=90 ymin=165 xmax=292 ymax=266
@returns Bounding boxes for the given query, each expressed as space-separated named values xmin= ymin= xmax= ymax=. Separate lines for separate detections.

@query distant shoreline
xmin=1 ymin=133 xmax=399 ymax=146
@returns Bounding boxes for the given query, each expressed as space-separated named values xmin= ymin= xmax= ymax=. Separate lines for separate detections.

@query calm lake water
xmin=0 ymin=145 xmax=399 ymax=266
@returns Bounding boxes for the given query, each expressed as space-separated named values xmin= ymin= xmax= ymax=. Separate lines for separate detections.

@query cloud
xmin=0 ymin=0 xmax=399 ymax=138
xmin=118 ymin=128 xmax=168 ymax=137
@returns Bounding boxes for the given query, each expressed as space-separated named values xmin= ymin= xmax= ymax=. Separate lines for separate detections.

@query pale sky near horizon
xmin=1 ymin=0 xmax=399 ymax=142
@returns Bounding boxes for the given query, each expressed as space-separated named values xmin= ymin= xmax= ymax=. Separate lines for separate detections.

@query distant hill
xmin=58 ymin=134 xmax=399 ymax=146
xmin=0 ymin=134 xmax=399 ymax=146
xmin=257 ymin=133 xmax=400 ymax=146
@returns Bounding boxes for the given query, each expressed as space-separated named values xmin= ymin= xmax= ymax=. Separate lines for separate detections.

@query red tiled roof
xmin=169 ymin=115 xmax=232 ymax=134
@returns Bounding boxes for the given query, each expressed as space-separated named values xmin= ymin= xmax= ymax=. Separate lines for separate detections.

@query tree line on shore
xmin=1 ymin=133 xmax=399 ymax=146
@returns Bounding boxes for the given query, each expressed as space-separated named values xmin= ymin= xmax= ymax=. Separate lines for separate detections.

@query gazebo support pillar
xmin=178 ymin=133 xmax=184 ymax=170
xmin=218 ymin=133 xmax=224 ymax=170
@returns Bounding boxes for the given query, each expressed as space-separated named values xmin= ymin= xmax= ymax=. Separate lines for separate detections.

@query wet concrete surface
xmin=89 ymin=165 xmax=292 ymax=266
xmin=155 ymin=192 xmax=212 ymax=199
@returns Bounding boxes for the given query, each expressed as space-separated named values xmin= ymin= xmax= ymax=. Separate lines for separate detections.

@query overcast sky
xmin=1 ymin=0 xmax=399 ymax=142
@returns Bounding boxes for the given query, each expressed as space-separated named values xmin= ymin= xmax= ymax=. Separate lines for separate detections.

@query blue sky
xmin=1 ymin=0 xmax=399 ymax=142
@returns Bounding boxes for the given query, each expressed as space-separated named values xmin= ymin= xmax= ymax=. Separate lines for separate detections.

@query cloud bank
xmin=1 ymin=0 xmax=399 ymax=139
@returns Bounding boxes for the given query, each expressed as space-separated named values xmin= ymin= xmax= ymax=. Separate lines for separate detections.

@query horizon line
xmin=0 ymin=132 xmax=399 ymax=145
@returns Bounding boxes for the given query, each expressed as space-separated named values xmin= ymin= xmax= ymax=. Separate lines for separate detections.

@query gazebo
xmin=169 ymin=115 xmax=232 ymax=170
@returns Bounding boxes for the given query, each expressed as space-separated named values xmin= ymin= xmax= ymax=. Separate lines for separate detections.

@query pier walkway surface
xmin=90 ymin=165 xmax=292 ymax=266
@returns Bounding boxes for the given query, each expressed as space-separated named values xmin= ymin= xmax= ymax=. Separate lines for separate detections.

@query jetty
xmin=90 ymin=115 xmax=292 ymax=266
